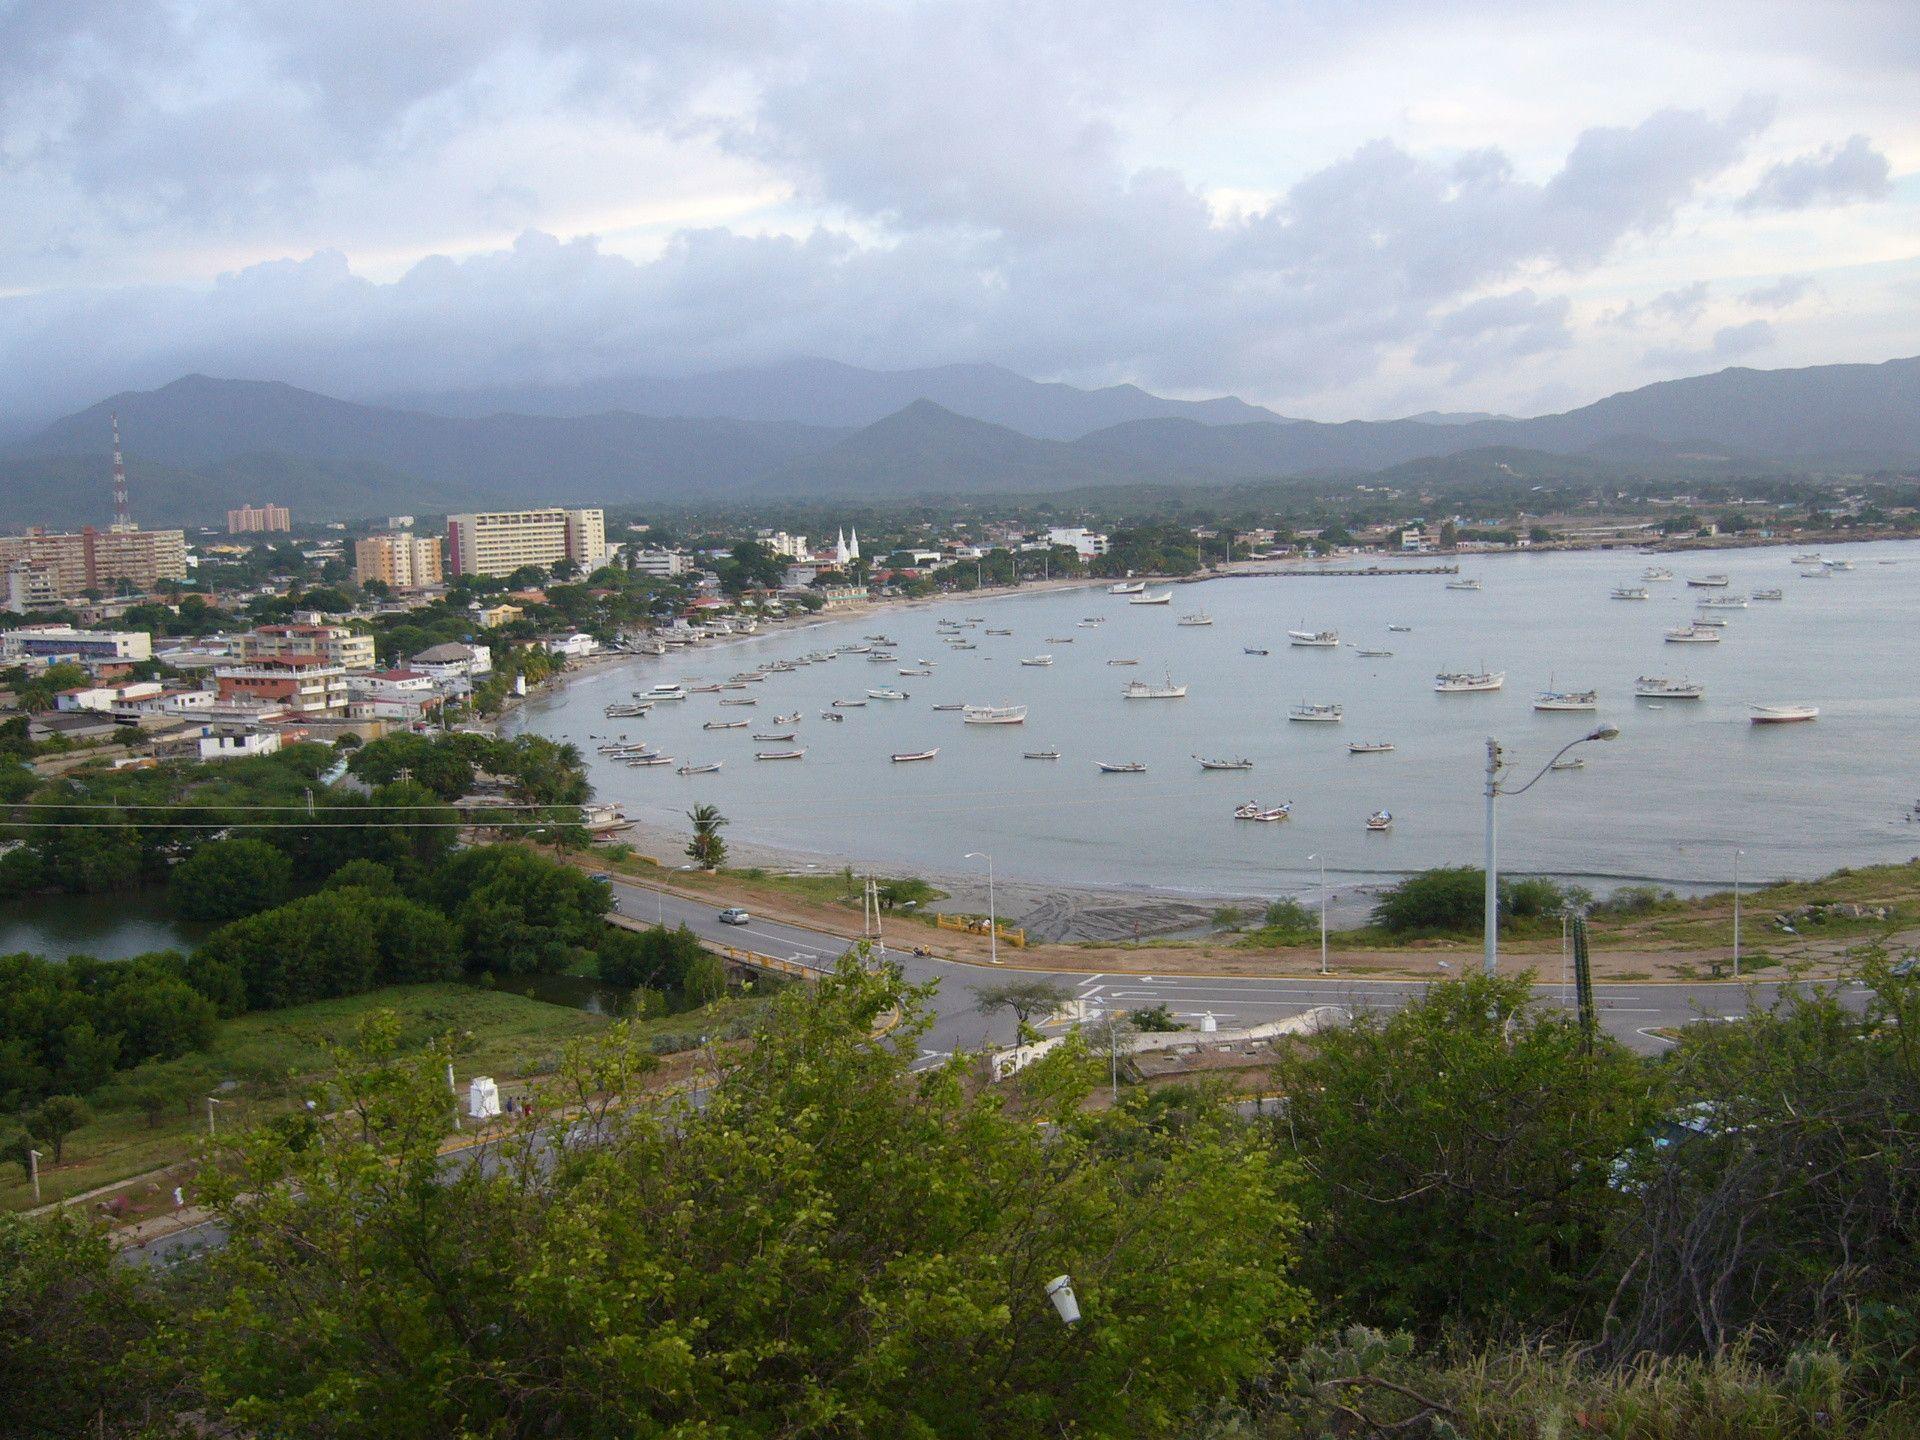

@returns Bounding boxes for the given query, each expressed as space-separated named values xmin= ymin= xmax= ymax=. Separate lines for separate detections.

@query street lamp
xmin=1306 ymin=853 xmax=1328 ymax=976
xmin=1483 ymin=724 xmax=1620 ymax=974
xmin=965 ymin=852 xmax=999 ymax=964
xmin=1733 ymin=847 xmax=1745 ymax=980
xmin=660 ymin=863 xmax=699 ymax=926
xmin=205 ymin=1095 xmax=224 ymax=1137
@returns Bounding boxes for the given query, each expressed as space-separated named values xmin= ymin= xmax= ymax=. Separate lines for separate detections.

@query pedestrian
xmin=172 ymin=1186 xmax=184 ymax=1209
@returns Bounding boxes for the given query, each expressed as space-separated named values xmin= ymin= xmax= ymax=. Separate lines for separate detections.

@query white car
xmin=717 ymin=907 xmax=751 ymax=926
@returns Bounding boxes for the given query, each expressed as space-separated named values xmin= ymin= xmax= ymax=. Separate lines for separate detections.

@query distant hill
xmin=4 ymin=355 xmax=1916 ymax=525
xmin=380 ymin=357 xmax=1294 ymax=441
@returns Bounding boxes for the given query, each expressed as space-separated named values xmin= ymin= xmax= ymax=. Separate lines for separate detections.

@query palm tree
xmin=685 ymin=803 xmax=729 ymax=870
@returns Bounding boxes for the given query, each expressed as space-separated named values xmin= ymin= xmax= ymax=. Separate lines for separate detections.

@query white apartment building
xmin=627 ymin=549 xmax=690 ymax=578
xmin=446 ymin=507 xmax=607 ymax=578
xmin=3 ymin=625 xmax=153 ymax=664
xmin=233 ymin=624 xmax=377 ymax=672
xmin=1045 ymin=527 xmax=1110 ymax=559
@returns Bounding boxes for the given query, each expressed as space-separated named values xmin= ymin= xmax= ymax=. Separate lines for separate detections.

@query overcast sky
xmin=1 ymin=0 xmax=1915 ymax=427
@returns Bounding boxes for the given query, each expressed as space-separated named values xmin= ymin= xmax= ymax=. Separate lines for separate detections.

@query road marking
xmin=1078 ymin=974 xmax=1106 ymax=986
xmin=1079 ymin=983 xmax=1106 ymax=999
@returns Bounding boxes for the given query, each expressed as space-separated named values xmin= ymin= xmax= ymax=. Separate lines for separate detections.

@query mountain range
xmin=3 ymin=355 xmax=1916 ymax=528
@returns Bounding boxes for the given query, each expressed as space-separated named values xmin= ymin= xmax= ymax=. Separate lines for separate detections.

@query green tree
xmin=597 ymin=923 xmax=705 ymax=992
xmin=168 ymin=837 xmax=294 ymax=921
xmin=429 ymin=845 xmax=610 ymax=977
xmin=1371 ymin=866 xmax=1563 ymax=935
xmin=974 ymin=977 xmax=1071 ymax=1043
xmin=175 ymin=965 xmax=1306 ymax=1435
xmin=1273 ymin=972 xmax=1657 ymax=1335
xmin=26 ymin=1094 xmax=91 ymax=1165
xmin=685 ymin=802 xmax=728 ymax=870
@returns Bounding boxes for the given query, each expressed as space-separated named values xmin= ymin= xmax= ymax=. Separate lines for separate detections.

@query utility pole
xmin=1483 ymin=738 xmax=1502 ymax=974
xmin=1732 ymin=847 xmax=1745 ymax=980
xmin=27 ymin=1148 xmax=41 ymax=1204
xmin=1571 ymin=908 xmax=1596 ymax=1054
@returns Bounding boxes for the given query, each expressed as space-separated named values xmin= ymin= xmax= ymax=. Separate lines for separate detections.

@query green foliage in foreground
xmin=1370 ymin=866 xmax=1574 ymax=935
xmin=167 ymin=962 xmax=1306 ymax=1436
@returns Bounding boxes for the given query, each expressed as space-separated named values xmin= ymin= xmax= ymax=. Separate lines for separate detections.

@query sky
xmin=1 ymin=0 xmax=1915 ymax=429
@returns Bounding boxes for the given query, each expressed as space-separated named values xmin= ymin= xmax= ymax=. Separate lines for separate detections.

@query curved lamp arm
xmin=1496 ymin=724 xmax=1620 ymax=798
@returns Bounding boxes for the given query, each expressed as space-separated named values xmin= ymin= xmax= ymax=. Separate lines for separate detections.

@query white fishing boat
xmin=1751 ymin=704 xmax=1819 ymax=724
xmin=1356 ymin=648 xmax=1393 ymax=658
xmin=751 ymin=732 xmax=796 ymax=742
xmin=1109 ymin=580 xmax=1147 ymax=595
xmin=867 ymin=688 xmax=909 ymax=701
xmin=931 ymin=703 xmax=965 ymax=712
xmin=1445 ymin=578 xmax=1482 ymax=591
xmin=1107 ymin=658 xmax=1139 ymax=666
xmin=832 ymin=698 xmax=868 ymax=708
xmin=1129 ymin=590 xmax=1173 ymax=605
xmin=702 ymin=719 xmax=749 ymax=730
xmin=676 ymin=762 xmax=722 ymax=776
xmin=1244 ymin=646 xmax=1270 ymax=655
xmin=1686 ymin=574 xmax=1730 ymax=588
xmin=1549 ymin=756 xmax=1586 ymax=771
xmin=1348 ymin=741 xmax=1395 ymax=754
xmin=1288 ymin=629 xmax=1339 ymax=647
xmin=1434 ymin=670 xmax=1504 ymax=692
xmin=719 ymin=697 xmax=758 ymax=707
xmin=1288 ymin=702 xmax=1344 ymax=722
xmin=1533 ymin=689 xmax=1598 ymax=712
xmin=962 ymin=705 xmax=1028 ymax=725
xmin=1823 ymin=558 xmax=1854 ymax=571
xmin=1123 ymin=674 xmax=1188 ymax=699
xmin=627 ymin=755 xmax=673 ymax=767
xmin=1634 ymin=676 xmax=1705 ymax=699
xmin=1024 ymin=749 xmax=1060 ymax=760
xmin=1233 ymin=802 xmax=1292 ymax=822
xmin=891 ymin=748 xmax=940 ymax=762
xmin=1643 ymin=567 xmax=1675 ymax=582
xmin=1690 ymin=615 xmax=1729 ymax=628
xmin=1366 ymin=809 xmax=1394 ymax=831
xmin=1753 ymin=588 xmax=1783 ymax=601
xmin=1095 ymin=760 xmax=1148 ymax=774
xmin=1665 ymin=624 xmax=1721 ymax=643
xmin=898 ymin=667 xmax=932 ymax=676
xmin=646 ymin=683 xmax=689 ymax=700
xmin=774 ymin=712 xmax=801 ymax=724
xmin=1387 ymin=623 xmax=1413 ymax=632
xmin=1177 ymin=612 xmax=1215 ymax=627
xmin=687 ymin=684 xmax=722 ymax=694
xmin=1019 ymin=655 xmax=1054 ymax=667
xmin=1699 ymin=595 xmax=1748 ymax=609
xmin=1611 ymin=586 xmax=1650 ymax=600
xmin=754 ymin=748 xmax=806 ymax=760
xmin=1195 ymin=755 xmax=1254 ymax=770
xmin=820 ymin=711 xmax=845 ymax=722
xmin=986 ymin=628 xmax=1013 ymax=636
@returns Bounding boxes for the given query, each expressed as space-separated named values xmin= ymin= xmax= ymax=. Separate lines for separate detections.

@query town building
xmin=445 ymin=507 xmax=606 ymax=578
xmin=1045 ymin=527 xmax=1110 ymax=559
xmin=233 ymin=624 xmax=376 ymax=671
xmin=198 ymin=726 xmax=283 ymax=761
xmin=53 ymin=680 xmax=165 ymax=713
xmin=542 ymin=632 xmax=597 ymax=659
xmin=407 ymin=642 xmax=494 ymax=684
xmin=627 ymin=549 xmax=690 ymax=578
xmin=0 ymin=526 xmax=188 ymax=596
xmin=213 ymin=656 xmax=350 ymax=714
xmin=765 ymin=531 xmax=809 ymax=559
xmin=2 ymin=625 xmax=154 ymax=664
xmin=354 ymin=531 xmax=444 ymax=589
xmin=345 ymin=669 xmax=442 ymax=724
xmin=4 ymin=562 xmax=63 ymax=612
xmin=475 ymin=603 xmax=524 ymax=628
xmin=227 ymin=503 xmax=291 ymax=534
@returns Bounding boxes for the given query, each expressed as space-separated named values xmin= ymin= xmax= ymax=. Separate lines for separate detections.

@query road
xmin=609 ymin=875 xmax=1784 ymax=1067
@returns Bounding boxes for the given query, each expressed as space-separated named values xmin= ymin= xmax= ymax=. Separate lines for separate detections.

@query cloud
xmin=1413 ymin=289 xmax=1572 ymax=379
xmin=1643 ymin=317 xmax=1775 ymax=372
xmin=1604 ymin=281 xmax=1711 ymax=329
xmin=1739 ymin=135 xmax=1892 ymax=211
xmin=1741 ymin=274 xmax=1816 ymax=310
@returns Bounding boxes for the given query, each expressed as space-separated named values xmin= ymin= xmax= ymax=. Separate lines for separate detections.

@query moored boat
xmin=1665 ymin=624 xmax=1721 ymax=643
xmin=1366 ymin=809 xmax=1394 ymax=831
xmin=755 ymin=748 xmax=807 ymax=760
xmin=1023 ymin=749 xmax=1061 ymax=760
xmin=1244 ymin=646 xmax=1270 ymax=655
xmin=1123 ymin=674 xmax=1188 ymax=699
xmin=1634 ymin=676 xmax=1705 ymax=699
xmin=1177 ymin=612 xmax=1214 ymax=627
xmin=1533 ymin=689 xmax=1598 ymax=711
xmin=1095 ymin=760 xmax=1148 ymax=774
xmin=1434 ymin=670 xmax=1504 ymax=692
xmin=1019 ymin=655 xmax=1054 ymax=667
xmin=1129 ymin=590 xmax=1173 ymax=605
xmin=1195 ymin=755 xmax=1254 ymax=770
xmin=1288 ymin=702 xmax=1344 ymax=722
xmin=1109 ymin=580 xmax=1147 ymax=595
xmin=891 ymin=748 xmax=940 ymax=762
xmin=702 ymin=719 xmax=748 ymax=730
xmin=1751 ymin=704 xmax=1819 ymax=724
xmin=1288 ymin=629 xmax=1339 ymax=646
xmin=963 ymin=704 xmax=1028 ymax=725
xmin=1686 ymin=574 xmax=1730 ymax=588
xmin=677 ymin=762 xmax=722 ymax=775
xmin=1233 ymin=802 xmax=1292 ymax=822
xmin=866 ymin=688 xmax=909 ymax=701
xmin=1348 ymin=741 xmax=1395 ymax=754
xmin=1445 ymin=578 xmax=1482 ymax=591
xmin=1611 ymin=586 xmax=1650 ymax=600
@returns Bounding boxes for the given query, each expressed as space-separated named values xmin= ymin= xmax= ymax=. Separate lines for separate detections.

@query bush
xmin=1371 ymin=867 xmax=1567 ymax=934
xmin=194 ymin=889 xmax=462 ymax=1012
xmin=1263 ymin=898 xmax=1315 ymax=932
xmin=1594 ymin=883 xmax=1677 ymax=917
xmin=169 ymin=838 xmax=294 ymax=922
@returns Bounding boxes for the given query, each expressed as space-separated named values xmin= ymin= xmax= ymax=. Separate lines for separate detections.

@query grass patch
xmin=3 ymin=983 xmax=768 ymax=1215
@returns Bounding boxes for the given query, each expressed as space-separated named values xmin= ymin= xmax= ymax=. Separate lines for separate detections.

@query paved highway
xmin=607 ymin=875 xmax=1779 ymax=1065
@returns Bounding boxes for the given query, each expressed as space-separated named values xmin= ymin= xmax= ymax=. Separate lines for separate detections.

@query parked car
xmin=718 ymin=907 xmax=751 ymax=926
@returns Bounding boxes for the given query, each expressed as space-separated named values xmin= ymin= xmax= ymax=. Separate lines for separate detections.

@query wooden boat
xmin=676 ymin=762 xmax=722 ymax=775
xmin=1750 ymin=704 xmax=1819 ymax=724
xmin=1233 ymin=802 xmax=1292 ymax=822
xmin=1366 ymin=809 xmax=1394 ymax=831
xmin=891 ymin=748 xmax=939 ymax=762
xmin=703 ymin=720 xmax=748 ymax=730
xmin=1195 ymin=755 xmax=1254 ymax=771
xmin=755 ymin=748 xmax=807 ymax=760
xmin=751 ymin=732 xmax=796 ymax=742
xmin=1348 ymin=741 xmax=1395 ymax=754
xmin=1023 ymin=750 xmax=1061 ymax=760
xmin=1095 ymin=761 xmax=1148 ymax=773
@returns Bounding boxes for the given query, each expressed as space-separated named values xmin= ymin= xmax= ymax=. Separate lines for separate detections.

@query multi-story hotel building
xmin=213 ymin=656 xmax=350 ymax=714
xmin=233 ymin=624 xmax=376 ymax=672
xmin=445 ymin=508 xmax=606 ymax=578
xmin=0 ymin=526 xmax=188 ymax=597
xmin=354 ymin=531 xmax=444 ymax=589
xmin=227 ymin=503 xmax=292 ymax=534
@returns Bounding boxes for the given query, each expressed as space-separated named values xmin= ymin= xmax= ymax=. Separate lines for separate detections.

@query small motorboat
xmin=1129 ymin=590 xmax=1173 ymax=605
xmin=898 ymin=668 xmax=933 ymax=676
xmin=820 ymin=711 xmax=846 ymax=722
xmin=1177 ymin=612 xmax=1214 ymax=627
xmin=703 ymin=719 xmax=749 ymax=730
xmin=1233 ymin=802 xmax=1292 ymax=822
xmin=1288 ymin=703 xmax=1343 ymax=722
xmin=1107 ymin=658 xmax=1139 ymax=666
xmin=774 ymin=712 xmax=801 ymax=724
xmin=1020 ymin=655 xmax=1054 ymax=667
xmin=833 ymin=698 xmax=868 ymax=708
xmin=755 ymin=748 xmax=807 ymax=760
xmin=1753 ymin=588 xmax=1783 ymax=601
xmin=891 ymin=748 xmax=940 ymax=762
xmin=1549 ymin=757 xmax=1587 ymax=771
xmin=676 ymin=762 xmax=722 ymax=775
xmin=1195 ymin=755 xmax=1254 ymax=771
xmin=1023 ymin=750 xmax=1061 ymax=760
xmin=1751 ymin=704 xmax=1819 ymax=724
xmin=1356 ymin=648 xmax=1393 ymax=658
xmin=1387 ymin=624 xmax=1413 ymax=632
xmin=1244 ymin=646 xmax=1270 ymax=656
xmin=1096 ymin=761 xmax=1148 ymax=774
xmin=1288 ymin=629 xmax=1339 ymax=647
xmin=1109 ymin=581 xmax=1146 ymax=594
xmin=751 ymin=732 xmax=796 ymax=742
xmin=1445 ymin=579 xmax=1482 ymax=591
xmin=1044 ymin=636 xmax=1076 ymax=644
xmin=1366 ymin=809 xmax=1394 ymax=831
xmin=627 ymin=755 xmax=673 ymax=767
xmin=1348 ymin=741 xmax=1395 ymax=754
xmin=719 ymin=697 xmax=758 ymax=707
xmin=867 ymin=688 xmax=909 ymax=701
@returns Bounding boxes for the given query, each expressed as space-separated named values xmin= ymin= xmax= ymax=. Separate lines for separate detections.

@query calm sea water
xmin=0 ymin=890 xmax=205 ymax=960
xmin=510 ymin=540 xmax=1920 ymax=896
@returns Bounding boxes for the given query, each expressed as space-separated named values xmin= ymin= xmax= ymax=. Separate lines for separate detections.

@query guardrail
xmin=605 ymin=912 xmax=831 ymax=983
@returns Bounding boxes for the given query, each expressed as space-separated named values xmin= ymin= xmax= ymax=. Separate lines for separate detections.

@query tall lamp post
xmin=1307 ymin=853 xmax=1328 ymax=976
xmin=1483 ymin=725 xmax=1621 ymax=974
xmin=965 ymin=852 xmax=999 ymax=964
